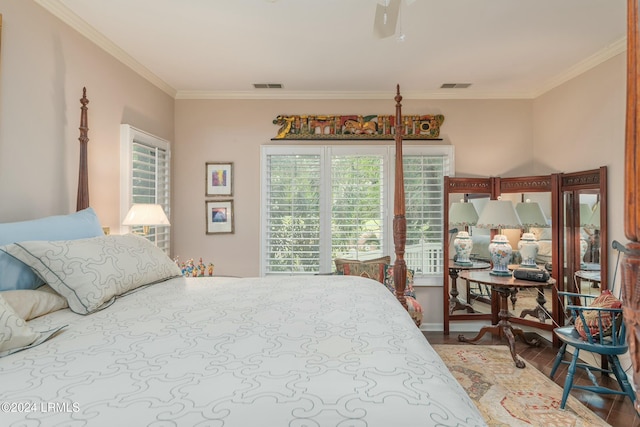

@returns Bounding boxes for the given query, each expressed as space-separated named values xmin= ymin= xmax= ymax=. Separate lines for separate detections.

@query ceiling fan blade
xmin=373 ymin=0 xmax=401 ymax=39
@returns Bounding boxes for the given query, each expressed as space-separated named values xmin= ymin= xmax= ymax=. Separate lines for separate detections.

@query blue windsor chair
xmin=549 ymin=290 xmax=635 ymax=409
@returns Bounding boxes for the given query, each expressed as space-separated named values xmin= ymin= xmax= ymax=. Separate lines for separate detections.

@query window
xmin=261 ymin=145 xmax=453 ymax=281
xmin=120 ymin=125 xmax=171 ymax=254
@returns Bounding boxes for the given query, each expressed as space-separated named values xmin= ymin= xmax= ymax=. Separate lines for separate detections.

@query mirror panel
xmin=559 ymin=168 xmax=607 ymax=321
xmin=443 ymin=177 xmax=496 ymax=334
xmin=443 ymin=168 xmax=607 ymax=342
xmin=498 ymin=175 xmax=558 ymax=332
xmin=558 ymin=166 xmax=608 ymax=332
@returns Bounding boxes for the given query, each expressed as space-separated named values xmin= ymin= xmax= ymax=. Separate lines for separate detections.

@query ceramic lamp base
xmin=453 ymin=231 xmax=473 ymax=266
xmin=489 ymin=234 xmax=513 ymax=277
xmin=455 ymin=260 xmax=474 ymax=266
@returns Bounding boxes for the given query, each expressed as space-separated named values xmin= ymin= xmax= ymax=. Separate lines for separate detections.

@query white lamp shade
xmin=515 ymin=201 xmax=548 ymax=228
xmin=123 ymin=204 xmax=170 ymax=226
xmin=476 ymin=200 xmax=522 ymax=230
xmin=449 ymin=202 xmax=479 ymax=227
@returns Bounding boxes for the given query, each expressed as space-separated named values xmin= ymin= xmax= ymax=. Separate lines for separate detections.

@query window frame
xmin=260 ymin=144 xmax=454 ymax=286
xmin=120 ymin=124 xmax=172 ymax=254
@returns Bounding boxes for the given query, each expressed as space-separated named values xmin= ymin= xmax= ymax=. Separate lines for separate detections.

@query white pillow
xmin=1 ymin=285 xmax=68 ymax=320
xmin=0 ymin=294 xmax=64 ymax=357
xmin=0 ymin=234 xmax=182 ymax=315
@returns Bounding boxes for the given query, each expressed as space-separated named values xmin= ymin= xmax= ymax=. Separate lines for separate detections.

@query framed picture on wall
xmin=206 ymin=200 xmax=234 ymax=234
xmin=206 ymin=162 xmax=233 ymax=197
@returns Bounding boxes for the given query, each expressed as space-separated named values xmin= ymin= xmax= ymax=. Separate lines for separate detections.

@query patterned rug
xmin=433 ymin=344 xmax=611 ymax=427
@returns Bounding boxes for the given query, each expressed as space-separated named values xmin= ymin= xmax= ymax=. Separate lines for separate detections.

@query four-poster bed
xmin=0 ymin=88 xmax=485 ymax=426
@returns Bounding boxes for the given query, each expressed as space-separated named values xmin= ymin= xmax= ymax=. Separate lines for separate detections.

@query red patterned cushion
xmin=574 ymin=290 xmax=622 ymax=340
xmin=406 ymin=296 xmax=423 ymax=327
xmin=383 ymin=264 xmax=416 ymax=298
xmin=334 ymin=257 xmax=390 ymax=283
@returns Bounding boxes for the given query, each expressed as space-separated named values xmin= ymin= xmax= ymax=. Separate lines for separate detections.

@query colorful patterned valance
xmin=272 ymin=114 xmax=444 ymax=140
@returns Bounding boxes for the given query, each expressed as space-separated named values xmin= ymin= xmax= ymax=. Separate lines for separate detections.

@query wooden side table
xmin=457 ymin=270 xmax=556 ymax=368
xmin=447 ymin=260 xmax=490 ymax=314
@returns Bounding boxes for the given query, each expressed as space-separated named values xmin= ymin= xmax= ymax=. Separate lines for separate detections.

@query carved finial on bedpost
xmin=393 ymin=84 xmax=407 ymax=310
xmin=76 ymin=87 xmax=90 ymax=211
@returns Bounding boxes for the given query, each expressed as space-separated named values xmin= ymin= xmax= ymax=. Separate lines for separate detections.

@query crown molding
xmin=532 ymin=36 xmax=626 ymax=98
xmin=34 ymin=0 xmax=176 ymax=98
xmin=174 ymin=89 xmax=536 ymax=100
xmin=36 ymin=0 xmax=625 ymax=102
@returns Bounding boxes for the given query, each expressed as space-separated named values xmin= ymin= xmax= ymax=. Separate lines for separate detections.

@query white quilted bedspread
xmin=1 ymin=275 xmax=485 ymax=427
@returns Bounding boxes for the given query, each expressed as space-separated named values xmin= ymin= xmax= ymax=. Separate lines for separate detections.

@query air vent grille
xmin=440 ymin=83 xmax=471 ymax=89
xmin=253 ymin=83 xmax=283 ymax=89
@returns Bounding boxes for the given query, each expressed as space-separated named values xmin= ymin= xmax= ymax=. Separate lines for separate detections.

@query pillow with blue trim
xmin=1 ymin=234 xmax=182 ymax=314
xmin=0 ymin=208 xmax=104 ymax=291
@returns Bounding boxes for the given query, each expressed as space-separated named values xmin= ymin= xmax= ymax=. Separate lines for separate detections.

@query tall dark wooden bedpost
xmin=76 ymin=87 xmax=90 ymax=211
xmin=623 ymin=0 xmax=640 ymax=411
xmin=393 ymin=85 xmax=408 ymax=309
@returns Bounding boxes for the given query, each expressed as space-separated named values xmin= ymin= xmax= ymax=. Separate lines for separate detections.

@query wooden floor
xmin=423 ymin=331 xmax=639 ymax=427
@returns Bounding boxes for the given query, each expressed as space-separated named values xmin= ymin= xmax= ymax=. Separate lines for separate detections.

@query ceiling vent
xmin=440 ymin=83 xmax=472 ymax=89
xmin=253 ymin=83 xmax=283 ymax=89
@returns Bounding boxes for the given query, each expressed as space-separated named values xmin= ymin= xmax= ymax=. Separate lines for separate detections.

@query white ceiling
xmin=37 ymin=0 xmax=627 ymax=99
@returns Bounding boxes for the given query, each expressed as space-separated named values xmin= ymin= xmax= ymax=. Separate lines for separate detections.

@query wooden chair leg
xmin=610 ymin=355 xmax=637 ymax=403
xmin=560 ymin=349 xmax=581 ymax=409
xmin=550 ymin=343 xmax=567 ymax=379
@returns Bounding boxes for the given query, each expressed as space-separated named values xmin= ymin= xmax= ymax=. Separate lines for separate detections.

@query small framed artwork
xmin=206 ymin=200 xmax=234 ymax=234
xmin=206 ymin=162 xmax=233 ymax=197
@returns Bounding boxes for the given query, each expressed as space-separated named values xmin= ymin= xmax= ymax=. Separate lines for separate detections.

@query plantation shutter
xmin=263 ymin=152 xmax=322 ymax=274
xmin=331 ymin=154 xmax=385 ymax=261
xmin=403 ymin=153 xmax=449 ymax=275
xmin=131 ymin=140 xmax=171 ymax=253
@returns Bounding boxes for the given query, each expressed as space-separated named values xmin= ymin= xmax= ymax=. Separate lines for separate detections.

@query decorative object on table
xmin=205 ymin=162 xmax=233 ymax=197
xmin=122 ymin=204 xmax=170 ymax=236
xmin=515 ymin=199 xmax=548 ymax=267
xmin=205 ymin=200 xmax=234 ymax=234
xmin=476 ymin=199 xmax=522 ymax=276
xmin=513 ymin=267 xmax=550 ymax=282
xmin=449 ymin=200 xmax=479 ymax=266
xmin=272 ymin=113 xmax=444 ymax=140
xmin=174 ymin=257 xmax=215 ymax=277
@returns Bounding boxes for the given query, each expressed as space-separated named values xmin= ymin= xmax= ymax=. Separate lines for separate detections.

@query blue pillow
xmin=0 ymin=207 xmax=104 ymax=291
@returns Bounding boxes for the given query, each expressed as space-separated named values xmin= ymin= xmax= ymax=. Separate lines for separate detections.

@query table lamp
xmin=449 ymin=200 xmax=479 ymax=266
xmin=515 ymin=200 xmax=548 ymax=267
xmin=123 ymin=204 xmax=170 ymax=235
xmin=476 ymin=199 xmax=522 ymax=276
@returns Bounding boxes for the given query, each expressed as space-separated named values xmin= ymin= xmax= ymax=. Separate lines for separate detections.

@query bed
xmin=0 ymin=87 xmax=486 ymax=426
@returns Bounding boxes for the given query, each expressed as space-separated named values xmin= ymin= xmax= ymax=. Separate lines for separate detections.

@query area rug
xmin=433 ymin=344 xmax=611 ymax=427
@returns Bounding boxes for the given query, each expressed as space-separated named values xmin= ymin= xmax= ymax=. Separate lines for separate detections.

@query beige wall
xmin=0 ymin=0 xmax=174 ymax=229
xmin=174 ymin=98 xmax=533 ymax=277
xmin=175 ymin=56 xmax=625 ymax=328
xmin=533 ymin=52 xmax=626 ymax=296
